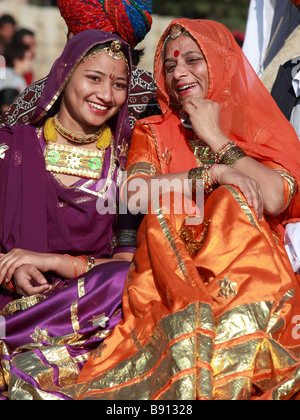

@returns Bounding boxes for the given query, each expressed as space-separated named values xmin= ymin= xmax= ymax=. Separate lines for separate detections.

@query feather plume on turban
xmin=58 ymin=0 xmax=153 ymax=48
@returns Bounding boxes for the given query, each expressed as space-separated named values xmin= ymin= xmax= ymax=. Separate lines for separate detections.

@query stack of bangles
xmin=188 ymin=141 xmax=247 ymax=196
xmin=1 ymin=254 xmax=96 ymax=293
xmin=65 ymin=254 xmax=96 ymax=278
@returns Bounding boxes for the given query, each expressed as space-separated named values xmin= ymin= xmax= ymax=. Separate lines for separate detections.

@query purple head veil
xmin=31 ymin=29 xmax=133 ymax=168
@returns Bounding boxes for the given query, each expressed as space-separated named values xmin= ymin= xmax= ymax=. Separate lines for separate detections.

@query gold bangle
xmin=188 ymin=164 xmax=214 ymax=195
xmin=86 ymin=255 xmax=96 ymax=271
xmin=219 ymin=146 xmax=247 ymax=166
xmin=215 ymin=141 xmax=247 ymax=166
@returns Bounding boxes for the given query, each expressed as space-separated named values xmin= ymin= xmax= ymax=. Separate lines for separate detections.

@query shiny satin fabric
xmin=153 ymin=19 xmax=300 ymax=187
xmin=76 ymin=186 xmax=300 ymax=399
xmin=0 ymin=29 xmax=135 ymax=399
xmin=74 ymin=19 xmax=300 ymax=400
xmin=0 ymin=261 xmax=130 ymax=400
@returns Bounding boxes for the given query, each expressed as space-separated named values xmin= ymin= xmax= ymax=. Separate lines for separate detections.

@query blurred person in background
xmin=0 ymin=87 xmax=19 ymax=113
xmin=0 ymin=14 xmax=16 ymax=55
xmin=243 ymin=0 xmax=300 ymax=77
xmin=0 ymin=41 xmax=34 ymax=93
xmin=13 ymin=28 xmax=36 ymax=85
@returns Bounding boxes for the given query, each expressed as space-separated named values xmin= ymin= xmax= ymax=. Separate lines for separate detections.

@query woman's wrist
xmin=62 ymin=254 xmax=96 ymax=279
xmin=200 ymin=130 xmax=229 ymax=153
xmin=47 ymin=254 xmax=75 ymax=279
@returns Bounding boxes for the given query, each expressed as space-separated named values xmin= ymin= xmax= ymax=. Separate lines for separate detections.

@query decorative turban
xmin=58 ymin=0 xmax=153 ymax=48
xmin=291 ymin=0 xmax=300 ymax=9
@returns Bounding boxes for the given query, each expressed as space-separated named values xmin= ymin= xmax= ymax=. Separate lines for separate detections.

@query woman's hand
xmin=0 ymin=249 xmax=53 ymax=285
xmin=12 ymin=264 xmax=52 ymax=296
xmin=213 ymin=164 xmax=264 ymax=221
xmin=182 ymin=98 xmax=227 ymax=150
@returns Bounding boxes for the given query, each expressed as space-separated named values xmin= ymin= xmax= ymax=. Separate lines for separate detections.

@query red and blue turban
xmin=58 ymin=0 xmax=153 ymax=48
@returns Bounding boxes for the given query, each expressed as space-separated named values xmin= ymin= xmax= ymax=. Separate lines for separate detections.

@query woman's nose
xmin=173 ymin=61 xmax=188 ymax=80
xmin=96 ymin=81 xmax=114 ymax=104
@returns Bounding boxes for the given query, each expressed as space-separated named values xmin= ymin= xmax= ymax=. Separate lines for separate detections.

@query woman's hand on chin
xmin=182 ymin=98 xmax=228 ymax=150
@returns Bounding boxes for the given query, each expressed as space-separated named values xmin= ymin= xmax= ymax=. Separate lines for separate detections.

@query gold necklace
xmin=44 ymin=116 xmax=112 ymax=149
xmin=44 ymin=142 xmax=106 ymax=180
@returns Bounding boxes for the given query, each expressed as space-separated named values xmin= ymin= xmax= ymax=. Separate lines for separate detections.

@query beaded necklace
xmin=44 ymin=116 xmax=112 ymax=180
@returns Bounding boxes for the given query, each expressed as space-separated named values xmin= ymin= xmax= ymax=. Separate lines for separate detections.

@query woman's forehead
xmin=78 ymin=52 xmax=128 ymax=75
xmin=165 ymin=36 xmax=200 ymax=53
xmin=164 ymin=35 xmax=203 ymax=59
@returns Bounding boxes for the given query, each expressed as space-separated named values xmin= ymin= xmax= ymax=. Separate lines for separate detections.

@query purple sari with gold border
xmin=0 ymin=30 xmax=134 ymax=400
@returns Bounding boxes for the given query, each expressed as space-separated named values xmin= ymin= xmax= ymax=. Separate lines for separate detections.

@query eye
xmin=187 ymin=57 xmax=202 ymax=65
xmin=87 ymin=75 xmax=100 ymax=82
xmin=165 ymin=64 xmax=176 ymax=74
xmin=113 ymin=82 xmax=128 ymax=90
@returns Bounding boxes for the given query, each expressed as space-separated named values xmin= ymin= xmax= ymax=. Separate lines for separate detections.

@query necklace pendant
xmin=45 ymin=143 xmax=106 ymax=180
xmin=47 ymin=115 xmax=112 ymax=150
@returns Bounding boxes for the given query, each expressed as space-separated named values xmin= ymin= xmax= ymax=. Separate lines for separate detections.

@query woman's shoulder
xmin=133 ymin=110 xmax=182 ymax=142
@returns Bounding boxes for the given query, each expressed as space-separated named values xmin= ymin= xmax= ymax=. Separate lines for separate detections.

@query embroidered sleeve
xmin=120 ymin=123 xmax=161 ymax=201
xmin=125 ymin=123 xmax=162 ymax=177
xmin=126 ymin=161 xmax=159 ymax=179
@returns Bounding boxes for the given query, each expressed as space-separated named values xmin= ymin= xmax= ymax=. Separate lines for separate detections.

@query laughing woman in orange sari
xmin=76 ymin=19 xmax=300 ymax=400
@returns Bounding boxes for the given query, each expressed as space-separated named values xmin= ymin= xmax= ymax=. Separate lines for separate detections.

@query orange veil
xmin=154 ymin=19 xmax=300 ymax=187
xmin=76 ymin=19 xmax=300 ymax=400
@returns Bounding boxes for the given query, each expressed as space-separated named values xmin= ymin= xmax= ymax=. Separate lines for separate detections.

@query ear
xmin=67 ymin=31 xmax=75 ymax=41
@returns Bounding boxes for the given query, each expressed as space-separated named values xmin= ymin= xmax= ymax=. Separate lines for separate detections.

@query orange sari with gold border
xmin=76 ymin=19 xmax=300 ymax=400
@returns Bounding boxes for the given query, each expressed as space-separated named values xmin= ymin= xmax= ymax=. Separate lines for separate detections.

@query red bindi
xmin=109 ymin=67 xmax=116 ymax=80
xmin=174 ymin=50 xmax=179 ymax=57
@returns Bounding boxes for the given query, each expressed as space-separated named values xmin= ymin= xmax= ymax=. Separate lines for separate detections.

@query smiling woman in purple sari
xmin=0 ymin=29 xmax=136 ymax=399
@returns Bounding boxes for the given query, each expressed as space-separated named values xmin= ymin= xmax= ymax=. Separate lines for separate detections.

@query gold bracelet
xmin=215 ymin=141 xmax=247 ymax=166
xmin=188 ymin=164 xmax=214 ymax=195
xmin=219 ymin=146 xmax=247 ymax=166
xmin=215 ymin=141 xmax=236 ymax=162
xmin=86 ymin=255 xmax=96 ymax=271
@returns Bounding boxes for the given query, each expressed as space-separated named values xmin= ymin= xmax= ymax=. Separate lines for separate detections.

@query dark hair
xmin=4 ymin=41 xmax=30 ymax=67
xmin=0 ymin=87 xmax=19 ymax=108
xmin=131 ymin=48 xmax=144 ymax=66
xmin=13 ymin=28 xmax=35 ymax=43
xmin=0 ymin=14 xmax=16 ymax=27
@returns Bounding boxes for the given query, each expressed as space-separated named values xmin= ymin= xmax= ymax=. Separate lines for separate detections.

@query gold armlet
xmin=215 ymin=141 xmax=247 ymax=166
xmin=188 ymin=164 xmax=214 ymax=195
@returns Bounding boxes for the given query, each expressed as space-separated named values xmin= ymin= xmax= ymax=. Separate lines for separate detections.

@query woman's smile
xmin=86 ymin=100 xmax=110 ymax=115
xmin=176 ymin=82 xmax=199 ymax=96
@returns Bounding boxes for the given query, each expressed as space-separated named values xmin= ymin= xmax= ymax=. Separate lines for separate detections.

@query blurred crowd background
xmin=0 ymin=0 xmax=250 ymax=114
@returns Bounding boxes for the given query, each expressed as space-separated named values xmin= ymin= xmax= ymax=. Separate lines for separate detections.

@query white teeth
xmin=88 ymin=101 xmax=108 ymax=110
xmin=178 ymin=83 xmax=198 ymax=92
